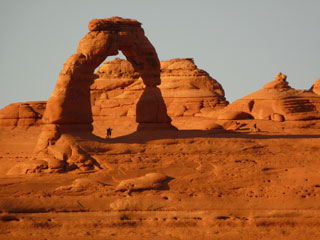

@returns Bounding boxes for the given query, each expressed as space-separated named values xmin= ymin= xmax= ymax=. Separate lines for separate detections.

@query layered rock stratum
xmin=0 ymin=101 xmax=46 ymax=129
xmin=0 ymin=58 xmax=228 ymax=130
xmin=216 ymin=73 xmax=320 ymax=121
xmin=91 ymin=58 xmax=228 ymax=122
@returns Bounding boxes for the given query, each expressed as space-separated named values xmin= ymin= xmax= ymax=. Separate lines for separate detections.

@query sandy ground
xmin=1 ymin=118 xmax=320 ymax=239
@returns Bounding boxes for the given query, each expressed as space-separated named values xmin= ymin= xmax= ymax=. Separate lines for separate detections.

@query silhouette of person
xmin=252 ymin=123 xmax=257 ymax=133
xmin=106 ymin=128 xmax=113 ymax=138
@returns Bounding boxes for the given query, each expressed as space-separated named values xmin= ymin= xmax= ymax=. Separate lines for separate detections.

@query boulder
xmin=271 ymin=113 xmax=285 ymax=122
xmin=115 ymin=173 xmax=169 ymax=192
xmin=263 ymin=72 xmax=291 ymax=89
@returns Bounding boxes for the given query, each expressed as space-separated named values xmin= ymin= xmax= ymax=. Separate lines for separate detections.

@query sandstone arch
xmin=43 ymin=17 xmax=171 ymax=127
xmin=32 ymin=17 xmax=174 ymax=173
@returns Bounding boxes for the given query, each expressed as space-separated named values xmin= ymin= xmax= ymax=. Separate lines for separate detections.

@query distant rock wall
xmin=0 ymin=101 xmax=46 ymax=129
xmin=216 ymin=73 xmax=320 ymax=121
xmin=310 ymin=78 xmax=320 ymax=96
xmin=91 ymin=58 xmax=228 ymax=121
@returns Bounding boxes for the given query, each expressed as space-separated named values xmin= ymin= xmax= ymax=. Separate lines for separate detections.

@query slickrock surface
xmin=1 ymin=125 xmax=320 ymax=239
xmin=216 ymin=73 xmax=320 ymax=121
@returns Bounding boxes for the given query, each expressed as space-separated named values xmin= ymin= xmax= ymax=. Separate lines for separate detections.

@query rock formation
xmin=217 ymin=73 xmax=320 ymax=121
xmin=0 ymin=101 xmax=46 ymax=129
xmin=311 ymin=78 xmax=320 ymax=95
xmin=160 ymin=58 xmax=228 ymax=117
xmin=0 ymin=58 xmax=228 ymax=131
xmin=31 ymin=17 xmax=174 ymax=172
xmin=115 ymin=173 xmax=169 ymax=193
xmin=90 ymin=58 xmax=228 ymax=123
xmin=43 ymin=17 xmax=170 ymax=127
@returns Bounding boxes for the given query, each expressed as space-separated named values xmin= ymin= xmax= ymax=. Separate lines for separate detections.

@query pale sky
xmin=0 ymin=0 xmax=319 ymax=109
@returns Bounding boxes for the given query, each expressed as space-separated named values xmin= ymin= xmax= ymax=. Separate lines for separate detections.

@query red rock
xmin=43 ymin=17 xmax=163 ymax=127
xmin=263 ymin=72 xmax=291 ymax=89
xmin=90 ymin=58 xmax=228 ymax=124
xmin=32 ymin=17 xmax=174 ymax=173
xmin=136 ymin=86 xmax=172 ymax=124
xmin=217 ymin=73 xmax=320 ymax=121
xmin=217 ymin=111 xmax=253 ymax=120
xmin=115 ymin=173 xmax=169 ymax=192
xmin=311 ymin=78 xmax=320 ymax=95
xmin=271 ymin=113 xmax=285 ymax=122
xmin=0 ymin=101 xmax=46 ymax=129
xmin=160 ymin=58 xmax=228 ymax=117
xmin=88 ymin=17 xmax=141 ymax=31
xmin=0 ymin=103 xmax=19 ymax=119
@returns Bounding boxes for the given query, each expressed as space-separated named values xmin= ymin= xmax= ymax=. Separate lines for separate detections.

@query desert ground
xmin=1 ymin=17 xmax=320 ymax=240
xmin=1 ymin=117 xmax=320 ymax=240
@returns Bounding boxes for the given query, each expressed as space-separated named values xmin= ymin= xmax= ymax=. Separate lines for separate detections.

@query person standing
xmin=106 ymin=128 xmax=113 ymax=138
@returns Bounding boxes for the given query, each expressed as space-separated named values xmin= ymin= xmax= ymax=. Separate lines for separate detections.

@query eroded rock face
xmin=0 ymin=58 xmax=228 ymax=131
xmin=311 ymin=78 xmax=320 ymax=95
xmin=43 ymin=17 xmax=164 ymax=126
xmin=31 ymin=17 xmax=173 ymax=173
xmin=263 ymin=72 xmax=291 ymax=89
xmin=0 ymin=101 xmax=46 ymax=129
xmin=217 ymin=73 xmax=320 ymax=121
xmin=90 ymin=58 xmax=228 ymax=122
xmin=160 ymin=58 xmax=228 ymax=117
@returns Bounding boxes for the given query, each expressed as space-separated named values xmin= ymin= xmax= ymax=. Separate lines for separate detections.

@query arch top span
xmin=88 ymin=17 xmax=142 ymax=31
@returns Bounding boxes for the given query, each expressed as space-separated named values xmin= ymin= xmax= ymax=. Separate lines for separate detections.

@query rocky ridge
xmin=216 ymin=73 xmax=320 ymax=121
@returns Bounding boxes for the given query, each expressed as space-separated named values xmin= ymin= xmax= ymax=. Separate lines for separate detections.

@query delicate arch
xmin=32 ymin=17 xmax=174 ymax=173
xmin=43 ymin=17 xmax=168 ymax=128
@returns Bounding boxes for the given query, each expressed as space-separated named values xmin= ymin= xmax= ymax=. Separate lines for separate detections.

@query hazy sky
xmin=0 ymin=0 xmax=319 ymax=109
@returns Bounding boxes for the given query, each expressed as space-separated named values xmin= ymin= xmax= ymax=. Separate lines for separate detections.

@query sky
xmin=0 ymin=0 xmax=319 ymax=109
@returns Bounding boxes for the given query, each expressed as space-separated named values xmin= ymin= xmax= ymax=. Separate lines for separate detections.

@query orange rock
xmin=160 ymin=58 xmax=228 ymax=117
xmin=115 ymin=173 xmax=169 ymax=192
xmin=217 ymin=111 xmax=253 ymax=120
xmin=218 ymin=73 xmax=320 ymax=121
xmin=32 ymin=17 xmax=174 ymax=173
xmin=0 ymin=101 xmax=46 ymax=129
xmin=90 ymin=58 xmax=228 ymax=123
xmin=42 ymin=17 xmax=163 ymax=127
xmin=311 ymin=78 xmax=320 ymax=95
xmin=263 ymin=72 xmax=291 ymax=89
